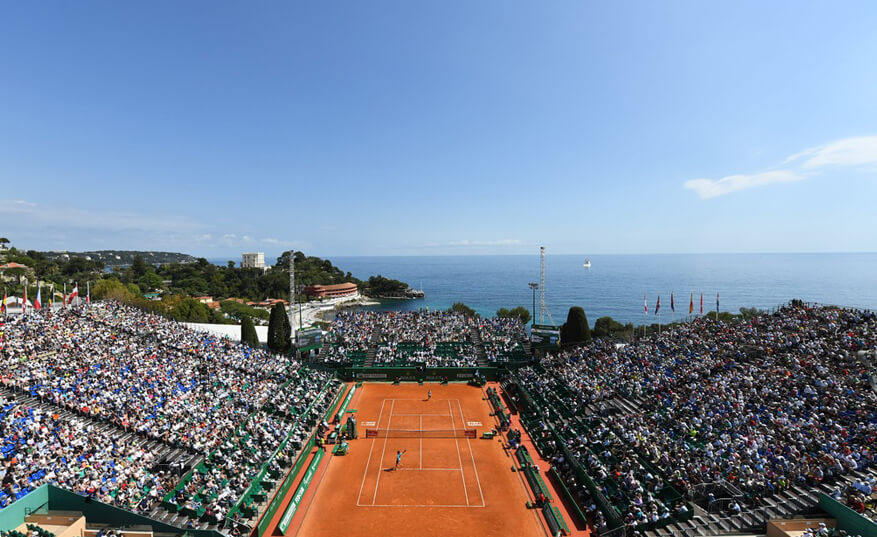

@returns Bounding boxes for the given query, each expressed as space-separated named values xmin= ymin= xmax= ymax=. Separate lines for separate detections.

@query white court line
xmin=420 ymin=414 xmax=423 ymax=469
xmin=371 ymin=399 xmax=395 ymax=505
xmin=384 ymin=398 xmax=451 ymax=401
xmin=448 ymin=399 xmax=469 ymax=506
xmin=458 ymin=399 xmax=486 ymax=507
xmin=396 ymin=467 xmax=461 ymax=471
xmin=356 ymin=398 xmax=385 ymax=506
xmin=392 ymin=413 xmax=452 ymax=416
xmin=366 ymin=504 xmax=485 ymax=508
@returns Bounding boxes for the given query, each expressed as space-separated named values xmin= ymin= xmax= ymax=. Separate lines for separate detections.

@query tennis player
xmin=395 ymin=449 xmax=407 ymax=470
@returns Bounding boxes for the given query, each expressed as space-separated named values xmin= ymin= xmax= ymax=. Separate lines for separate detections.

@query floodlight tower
xmin=539 ymin=246 xmax=555 ymax=325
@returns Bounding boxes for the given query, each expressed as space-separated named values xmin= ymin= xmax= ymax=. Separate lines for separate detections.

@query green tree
xmin=92 ymin=278 xmax=135 ymax=302
xmin=497 ymin=306 xmax=531 ymax=324
xmin=267 ymin=303 xmax=291 ymax=353
xmin=738 ymin=307 xmax=766 ymax=319
xmin=171 ymin=298 xmax=210 ymax=323
xmin=131 ymin=255 xmax=148 ymax=279
xmin=241 ymin=315 xmax=260 ymax=348
xmin=560 ymin=306 xmax=591 ymax=345
xmin=448 ymin=302 xmax=478 ymax=317
xmin=592 ymin=316 xmax=626 ymax=338
xmin=138 ymin=271 xmax=164 ymax=291
xmin=365 ymin=275 xmax=406 ymax=297
xmin=220 ymin=300 xmax=270 ymax=321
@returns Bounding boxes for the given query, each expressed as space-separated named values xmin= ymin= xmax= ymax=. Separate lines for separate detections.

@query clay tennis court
xmin=290 ymin=382 xmax=547 ymax=537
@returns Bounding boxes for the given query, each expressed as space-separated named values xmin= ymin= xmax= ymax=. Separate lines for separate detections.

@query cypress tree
xmin=241 ymin=315 xmax=259 ymax=348
xmin=268 ymin=303 xmax=292 ymax=353
xmin=560 ymin=306 xmax=592 ymax=346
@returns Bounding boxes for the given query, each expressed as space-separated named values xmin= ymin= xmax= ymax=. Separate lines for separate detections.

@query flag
xmin=34 ymin=286 xmax=41 ymax=311
xmin=86 ymin=282 xmax=90 ymax=306
xmin=655 ymin=295 xmax=660 ymax=315
xmin=68 ymin=284 xmax=79 ymax=305
xmin=23 ymin=287 xmax=27 ymax=314
xmin=670 ymin=292 xmax=675 ymax=313
xmin=643 ymin=294 xmax=647 ymax=314
xmin=716 ymin=291 xmax=720 ymax=312
xmin=689 ymin=293 xmax=694 ymax=315
xmin=1 ymin=290 xmax=6 ymax=313
xmin=700 ymin=293 xmax=703 ymax=315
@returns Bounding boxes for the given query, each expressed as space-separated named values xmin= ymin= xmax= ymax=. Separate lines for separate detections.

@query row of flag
xmin=2 ymin=283 xmax=87 ymax=315
xmin=644 ymin=292 xmax=719 ymax=316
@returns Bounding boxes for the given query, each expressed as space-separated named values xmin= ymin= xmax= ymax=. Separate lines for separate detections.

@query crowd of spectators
xmin=168 ymin=370 xmax=337 ymax=527
xmin=0 ymin=303 xmax=335 ymax=526
xmin=0 ymin=397 xmax=174 ymax=511
xmin=517 ymin=304 xmax=877 ymax=527
xmin=318 ymin=310 xmax=530 ymax=367
xmin=318 ymin=310 xmax=482 ymax=367
xmin=0 ymin=303 xmax=291 ymax=452
xmin=477 ymin=317 xmax=527 ymax=362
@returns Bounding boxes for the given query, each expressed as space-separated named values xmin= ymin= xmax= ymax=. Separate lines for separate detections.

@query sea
xmin=211 ymin=253 xmax=877 ymax=326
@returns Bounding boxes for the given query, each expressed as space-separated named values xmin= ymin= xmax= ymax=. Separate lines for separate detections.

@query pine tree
xmin=241 ymin=315 xmax=259 ymax=348
xmin=560 ymin=306 xmax=591 ymax=345
xmin=267 ymin=303 xmax=291 ymax=353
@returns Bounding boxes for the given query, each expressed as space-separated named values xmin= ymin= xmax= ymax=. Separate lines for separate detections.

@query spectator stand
xmin=252 ymin=382 xmax=355 ymax=537
xmin=511 ymin=373 xmax=693 ymax=535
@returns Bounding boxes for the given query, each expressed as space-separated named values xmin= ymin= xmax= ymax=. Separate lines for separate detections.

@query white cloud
xmin=684 ymin=171 xmax=803 ymax=199
xmin=0 ymin=198 xmax=198 ymax=232
xmin=798 ymin=136 xmax=877 ymax=169
xmin=686 ymin=135 xmax=877 ymax=199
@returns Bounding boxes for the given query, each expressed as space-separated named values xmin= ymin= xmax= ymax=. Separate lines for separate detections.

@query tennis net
xmin=365 ymin=428 xmax=476 ymax=439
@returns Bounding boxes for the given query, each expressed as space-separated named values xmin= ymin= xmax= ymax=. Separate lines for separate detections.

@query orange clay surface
xmin=290 ymin=382 xmax=548 ymax=537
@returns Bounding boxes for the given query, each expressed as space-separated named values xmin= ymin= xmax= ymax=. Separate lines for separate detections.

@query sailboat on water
xmin=583 ymin=259 xmax=591 ymax=269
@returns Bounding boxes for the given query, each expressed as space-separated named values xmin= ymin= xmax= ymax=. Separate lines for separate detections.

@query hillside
xmin=42 ymin=250 xmax=197 ymax=266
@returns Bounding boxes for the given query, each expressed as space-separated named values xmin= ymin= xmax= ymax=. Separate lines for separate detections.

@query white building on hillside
xmin=241 ymin=252 xmax=266 ymax=270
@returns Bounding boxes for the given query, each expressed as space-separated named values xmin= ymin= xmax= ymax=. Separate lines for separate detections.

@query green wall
xmin=819 ymin=493 xmax=877 ymax=537
xmin=0 ymin=485 xmax=49 ymax=531
xmin=0 ymin=485 xmax=222 ymax=537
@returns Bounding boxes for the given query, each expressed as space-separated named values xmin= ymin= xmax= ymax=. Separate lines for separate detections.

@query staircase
xmin=468 ymin=322 xmax=490 ymax=367
xmin=522 ymin=337 xmax=533 ymax=358
xmin=364 ymin=327 xmax=381 ymax=366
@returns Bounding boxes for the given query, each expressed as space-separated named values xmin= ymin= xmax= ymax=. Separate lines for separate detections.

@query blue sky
xmin=2 ymin=1 xmax=877 ymax=258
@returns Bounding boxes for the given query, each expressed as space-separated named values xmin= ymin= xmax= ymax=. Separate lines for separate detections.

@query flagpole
xmin=64 ymin=282 xmax=67 ymax=309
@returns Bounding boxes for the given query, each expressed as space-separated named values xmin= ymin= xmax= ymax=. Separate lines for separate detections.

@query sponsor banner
xmin=278 ymin=448 xmax=325 ymax=534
